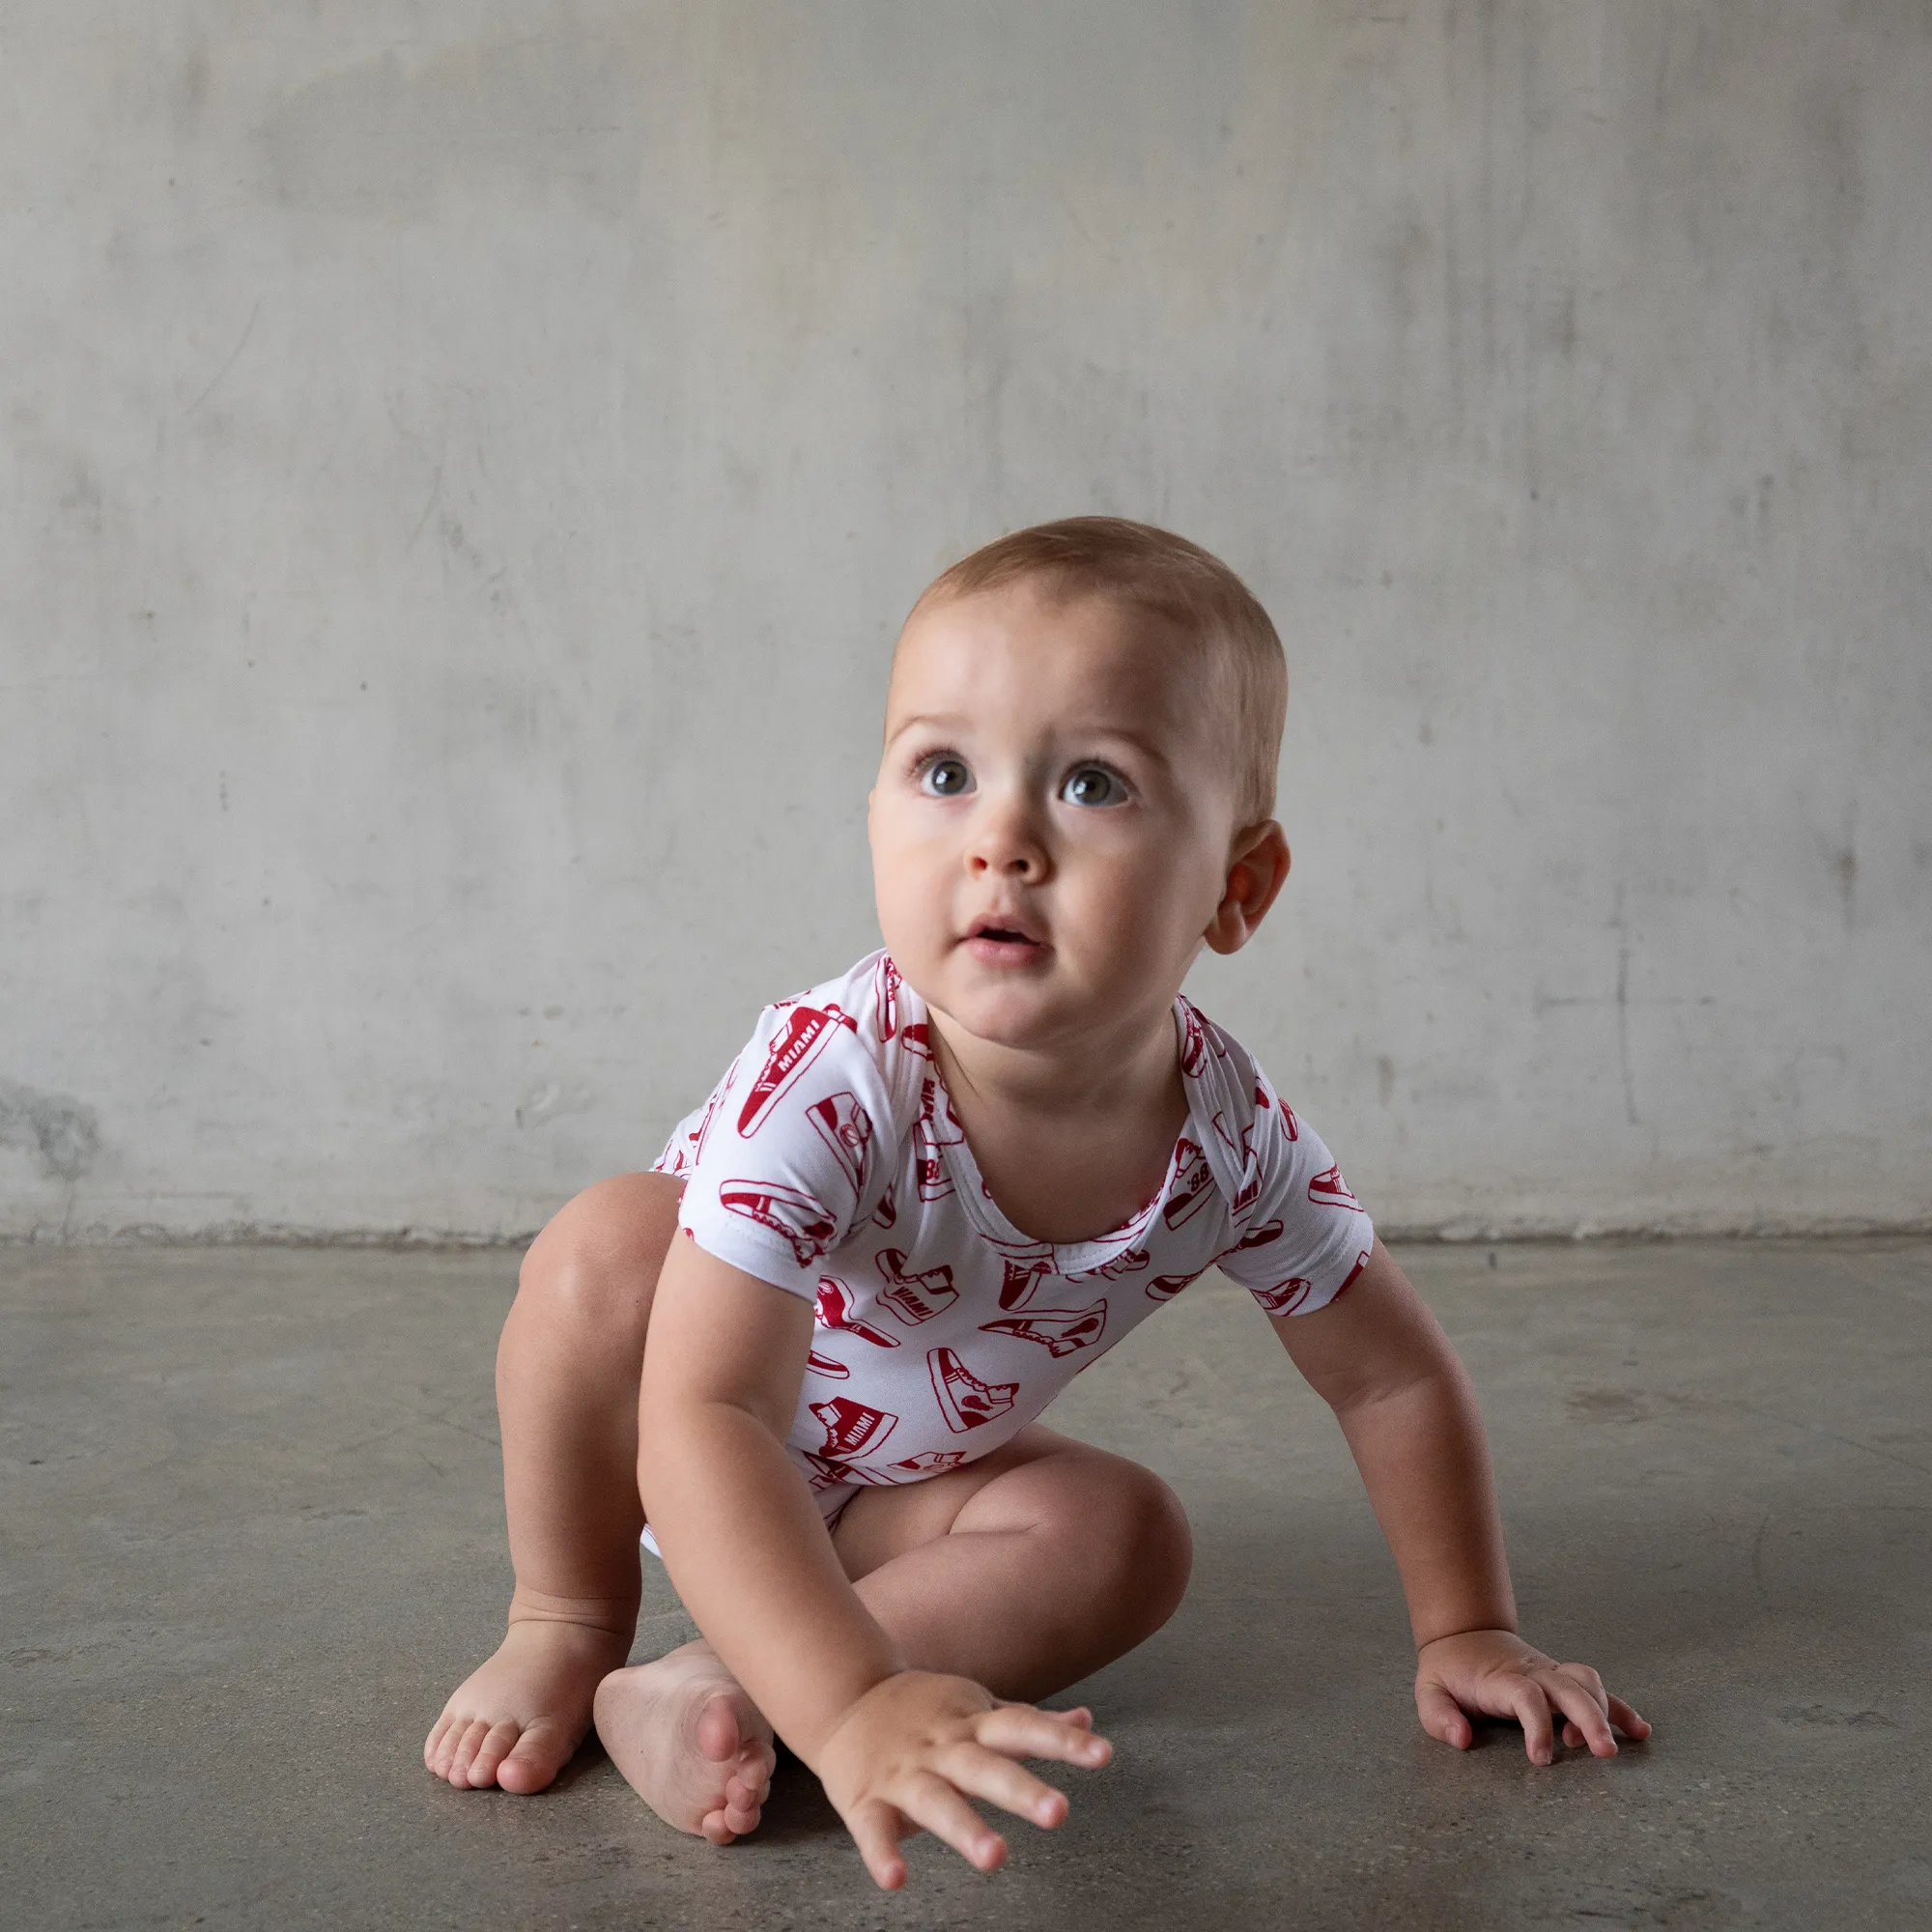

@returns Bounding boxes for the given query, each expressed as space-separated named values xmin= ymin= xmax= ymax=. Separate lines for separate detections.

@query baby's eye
xmin=1059 ymin=765 xmax=1126 ymax=808
xmin=918 ymin=755 xmax=974 ymax=798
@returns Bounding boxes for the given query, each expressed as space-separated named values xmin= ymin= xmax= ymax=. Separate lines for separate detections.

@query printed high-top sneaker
xmin=1228 ymin=1217 xmax=1284 ymax=1255
xmin=1145 ymin=1269 xmax=1202 ymax=1302
xmin=807 ymin=1090 xmax=873 ymax=1197
xmin=814 ymin=1276 xmax=900 ymax=1348
xmin=720 ymin=1179 xmax=839 ymax=1266
xmin=874 ymin=1249 xmax=958 ymax=1324
xmin=980 ymin=1300 xmax=1108 ymax=1357
xmin=997 ymin=1254 xmax=1057 ymax=1311
xmin=810 ymin=1395 xmax=897 ymax=1461
xmin=926 ymin=1348 xmax=1019 ymax=1433
xmin=1163 ymin=1139 xmax=1215 ymax=1228
xmin=737 ymin=1003 xmax=858 ymax=1135
xmin=1308 ymin=1165 xmax=1359 ymax=1208
xmin=1251 ymin=1275 xmax=1313 ymax=1315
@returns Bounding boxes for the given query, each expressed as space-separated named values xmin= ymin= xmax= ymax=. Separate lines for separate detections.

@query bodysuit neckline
xmin=917 ymin=1000 xmax=1208 ymax=1276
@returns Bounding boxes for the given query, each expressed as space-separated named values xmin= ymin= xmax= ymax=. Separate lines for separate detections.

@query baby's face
xmin=870 ymin=582 xmax=1248 ymax=1055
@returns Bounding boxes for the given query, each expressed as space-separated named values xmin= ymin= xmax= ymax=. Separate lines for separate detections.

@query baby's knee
xmin=516 ymin=1172 xmax=682 ymax=1335
xmin=1075 ymin=1461 xmax=1193 ymax=1628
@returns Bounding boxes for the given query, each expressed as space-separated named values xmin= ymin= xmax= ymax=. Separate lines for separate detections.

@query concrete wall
xmin=4 ymin=3 xmax=1928 ymax=1242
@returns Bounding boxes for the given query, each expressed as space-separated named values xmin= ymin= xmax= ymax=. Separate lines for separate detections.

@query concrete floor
xmin=3 ymin=1239 xmax=1928 ymax=1930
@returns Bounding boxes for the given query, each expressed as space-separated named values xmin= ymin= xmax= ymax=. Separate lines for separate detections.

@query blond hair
xmin=910 ymin=517 xmax=1288 ymax=824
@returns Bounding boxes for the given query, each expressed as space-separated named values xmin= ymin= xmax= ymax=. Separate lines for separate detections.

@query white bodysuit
xmin=652 ymin=951 xmax=1375 ymax=1532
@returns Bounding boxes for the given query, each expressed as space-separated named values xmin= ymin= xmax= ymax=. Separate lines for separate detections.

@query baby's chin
xmin=912 ymin=958 xmax=1116 ymax=1054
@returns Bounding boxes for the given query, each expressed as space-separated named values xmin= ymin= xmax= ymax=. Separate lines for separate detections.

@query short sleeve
xmin=1214 ymin=1069 xmax=1376 ymax=1319
xmin=671 ymin=991 xmax=896 ymax=1298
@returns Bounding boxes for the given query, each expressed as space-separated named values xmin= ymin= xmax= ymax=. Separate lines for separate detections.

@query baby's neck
xmin=924 ymin=1000 xmax=1189 ymax=1247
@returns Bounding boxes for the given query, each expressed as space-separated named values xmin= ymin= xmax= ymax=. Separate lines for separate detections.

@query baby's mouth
xmin=963 ymin=917 xmax=1047 ymax=964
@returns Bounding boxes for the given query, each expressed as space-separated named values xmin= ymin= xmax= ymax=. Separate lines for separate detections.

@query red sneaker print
xmin=1179 ymin=1004 xmax=1208 ymax=1077
xmin=871 ymin=1181 xmax=898 ymax=1230
xmin=810 ymin=1395 xmax=896 ymax=1460
xmin=873 ymin=953 xmax=902 ymax=1041
xmin=998 ymin=1253 xmax=1057 ymax=1310
xmin=814 ymin=1275 xmax=900 ymax=1348
xmin=806 ymin=1350 xmax=851 ymax=1379
xmin=802 ymin=1451 xmax=855 ymax=1492
xmin=1336 ymin=1248 xmax=1372 ymax=1296
xmin=981 ymin=1300 xmax=1108 ymax=1357
xmin=1213 ymin=1110 xmax=1261 ymax=1211
xmin=915 ymin=1142 xmax=955 ymax=1202
xmin=922 ymin=1078 xmax=966 ymax=1145
xmin=720 ymin=1179 xmax=839 ymax=1266
xmin=1146 ymin=1270 xmax=1202 ymax=1302
xmin=737 ymin=1003 xmax=859 ymax=1136
xmin=1179 ymin=1002 xmax=1229 ymax=1073
xmin=1230 ymin=1218 xmax=1284 ymax=1252
xmin=1278 ymin=1097 xmax=1299 ymax=1141
xmin=874 ymin=1248 xmax=958 ymax=1324
xmin=807 ymin=1090 xmax=873 ymax=1200
xmin=900 ymin=1020 xmax=935 ymax=1060
xmin=1070 ymin=1245 xmax=1150 ymax=1283
xmin=1252 ymin=1276 xmax=1313 ymax=1315
xmin=1164 ymin=1139 xmax=1215 ymax=1228
xmin=927 ymin=1348 xmax=1020 ymax=1433
xmin=913 ymin=1079 xmax=965 ymax=1200
xmin=890 ymin=1449 xmax=969 ymax=1476
xmin=1309 ymin=1166 xmax=1359 ymax=1209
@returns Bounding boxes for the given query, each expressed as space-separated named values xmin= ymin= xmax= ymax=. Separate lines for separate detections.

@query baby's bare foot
xmin=426 ymin=1615 xmax=633 ymax=1793
xmin=594 ymin=1639 xmax=778 ymax=1843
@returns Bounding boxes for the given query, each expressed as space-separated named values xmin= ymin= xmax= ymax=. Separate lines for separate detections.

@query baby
xmin=425 ymin=518 xmax=1648 ymax=1889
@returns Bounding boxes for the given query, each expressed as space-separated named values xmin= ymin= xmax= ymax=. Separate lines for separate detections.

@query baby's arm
xmin=1273 ymin=1241 xmax=1650 ymax=1762
xmin=636 ymin=1236 xmax=1110 ymax=1887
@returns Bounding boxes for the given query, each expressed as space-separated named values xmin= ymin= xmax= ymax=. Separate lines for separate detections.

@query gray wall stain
xmin=252 ymin=30 xmax=650 ymax=222
xmin=0 ymin=1083 xmax=102 ymax=1183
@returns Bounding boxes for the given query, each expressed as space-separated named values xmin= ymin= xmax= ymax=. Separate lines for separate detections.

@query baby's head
xmin=870 ymin=518 xmax=1293 ymax=1052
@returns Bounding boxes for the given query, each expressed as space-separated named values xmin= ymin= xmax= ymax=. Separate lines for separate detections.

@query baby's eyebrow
xmin=883 ymin=713 xmax=1177 ymax=771
xmin=884 ymin=712 xmax=967 ymax=744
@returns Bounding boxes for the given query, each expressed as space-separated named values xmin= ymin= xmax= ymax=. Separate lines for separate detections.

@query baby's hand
xmin=1414 ymin=1630 xmax=1651 ymax=1765
xmin=810 ymin=1669 xmax=1112 ymax=1889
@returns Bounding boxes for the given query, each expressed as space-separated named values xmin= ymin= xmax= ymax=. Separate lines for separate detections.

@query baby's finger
xmin=1607 ymin=1694 xmax=1652 ymax=1740
xmin=1544 ymin=1674 xmax=1617 ymax=1757
xmin=1416 ymin=1682 xmax=1473 ymax=1749
xmin=976 ymin=1703 xmax=1113 ymax=1769
xmin=940 ymin=1741 xmax=1070 ymax=1830
xmin=846 ymin=1798 xmax=911 ymax=1891
xmin=896 ymin=1770 xmax=1008 ymax=1873
xmin=1510 ymin=1680 xmax=1556 ymax=1765
xmin=1558 ymin=1661 xmax=1606 ymax=1699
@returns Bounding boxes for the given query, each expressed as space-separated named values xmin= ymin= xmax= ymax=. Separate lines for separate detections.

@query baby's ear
xmin=1204 ymin=822 xmax=1291 ymax=955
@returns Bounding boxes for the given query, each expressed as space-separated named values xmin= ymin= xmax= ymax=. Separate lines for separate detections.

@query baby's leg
xmin=836 ymin=1426 xmax=1194 ymax=1699
xmin=423 ymin=1173 xmax=753 ymax=1803
xmin=595 ymin=1426 xmax=1189 ymax=1831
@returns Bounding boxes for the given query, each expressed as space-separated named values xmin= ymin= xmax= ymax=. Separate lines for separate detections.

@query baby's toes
xmin=466 ymin=1719 xmax=522 ymax=1787
xmin=496 ymin=1719 xmax=574 ymax=1795
xmin=724 ymin=1771 xmax=764 ymax=1818
xmin=699 ymin=1806 xmax=742 ymax=1846
xmin=442 ymin=1718 xmax=490 ymax=1785
xmin=424 ymin=1715 xmax=457 ymax=1775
